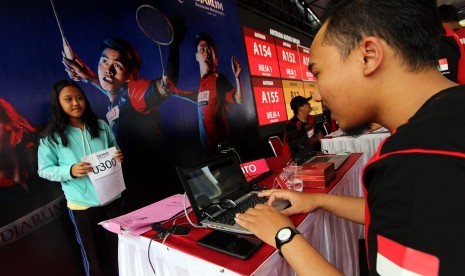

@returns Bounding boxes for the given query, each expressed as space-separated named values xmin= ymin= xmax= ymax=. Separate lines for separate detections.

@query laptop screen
xmin=176 ymin=153 xmax=248 ymax=214
xmin=287 ymin=128 xmax=314 ymax=164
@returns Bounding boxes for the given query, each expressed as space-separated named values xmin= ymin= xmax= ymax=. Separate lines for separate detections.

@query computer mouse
xmin=251 ymin=183 xmax=267 ymax=191
xmin=221 ymin=199 xmax=237 ymax=209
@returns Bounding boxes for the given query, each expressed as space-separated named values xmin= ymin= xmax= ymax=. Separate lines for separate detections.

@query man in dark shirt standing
xmin=281 ymin=95 xmax=323 ymax=156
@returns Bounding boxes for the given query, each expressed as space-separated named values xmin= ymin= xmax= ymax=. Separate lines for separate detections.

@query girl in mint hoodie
xmin=38 ymin=80 xmax=123 ymax=276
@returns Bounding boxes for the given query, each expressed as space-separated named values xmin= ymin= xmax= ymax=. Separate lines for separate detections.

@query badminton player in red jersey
xmin=161 ymin=32 xmax=244 ymax=154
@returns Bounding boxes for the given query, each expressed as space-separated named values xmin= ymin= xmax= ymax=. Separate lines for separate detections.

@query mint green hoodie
xmin=38 ymin=120 xmax=120 ymax=207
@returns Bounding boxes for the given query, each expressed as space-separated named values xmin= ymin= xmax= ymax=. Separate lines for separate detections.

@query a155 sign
xmin=252 ymin=77 xmax=287 ymax=126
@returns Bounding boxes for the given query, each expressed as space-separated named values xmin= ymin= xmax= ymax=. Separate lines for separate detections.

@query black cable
xmin=183 ymin=192 xmax=208 ymax=229
xmin=148 ymin=232 xmax=158 ymax=275
xmin=147 ymin=207 xmax=194 ymax=274
xmin=220 ymin=147 xmax=259 ymax=181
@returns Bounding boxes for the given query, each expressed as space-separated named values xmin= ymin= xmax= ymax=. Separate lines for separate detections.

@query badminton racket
xmin=50 ymin=0 xmax=73 ymax=60
xmin=136 ymin=5 xmax=174 ymax=78
xmin=50 ymin=0 xmax=106 ymax=93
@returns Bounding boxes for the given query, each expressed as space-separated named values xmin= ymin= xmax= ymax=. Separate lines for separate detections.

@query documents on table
xmin=324 ymin=127 xmax=390 ymax=138
xmin=99 ymin=194 xmax=191 ymax=235
xmin=81 ymin=146 xmax=125 ymax=205
xmin=369 ymin=127 xmax=389 ymax=134
xmin=324 ymin=128 xmax=345 ymax=138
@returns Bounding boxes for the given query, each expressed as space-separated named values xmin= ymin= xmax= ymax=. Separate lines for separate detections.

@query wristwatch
xmin=275 ymin=227 xmax=301 ymax=257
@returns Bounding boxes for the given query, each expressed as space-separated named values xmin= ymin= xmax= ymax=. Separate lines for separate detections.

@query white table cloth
xmin=321 ymin=129 xmax=391 ymax=166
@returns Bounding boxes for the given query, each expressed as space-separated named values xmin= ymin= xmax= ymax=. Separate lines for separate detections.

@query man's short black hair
xmin=194 ymin=32 xmax=216 ymax=51
xmin=100 ymin=37 xmax=141 ymax=75
xmin=322 ymin=0 xmax=442 ymax=72
xmin=438 ymin=4 xmax=460 ymax=22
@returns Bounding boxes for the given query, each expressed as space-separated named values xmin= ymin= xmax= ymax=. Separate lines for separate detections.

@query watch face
xmin=277 ymin=228 xmax=292 ymax=241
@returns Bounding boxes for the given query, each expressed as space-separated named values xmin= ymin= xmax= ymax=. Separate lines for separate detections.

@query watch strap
xmin=275 ymin=227 xmax=301 ymax=257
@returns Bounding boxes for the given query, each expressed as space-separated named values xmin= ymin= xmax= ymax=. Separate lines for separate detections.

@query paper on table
xmin=369 ymin=127 xmax=389 ymax=134
xmin=325 ymin=127 xmax=389 ymax=138
xmin=325 ymin=129 xmax=345 ymax=137
xmin=81 ymin=146 xmax=125 ymax=204
xmin=99 ymin=193 xmax=191 ymax=235
xmin=127 ymin=225 xmax=153 ymax=236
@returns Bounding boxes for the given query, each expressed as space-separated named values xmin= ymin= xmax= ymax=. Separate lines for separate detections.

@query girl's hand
xmin=71 ymin=162 xmax=92 ymax=178
xmin=114 ymin=150 xmax=123 ymax=163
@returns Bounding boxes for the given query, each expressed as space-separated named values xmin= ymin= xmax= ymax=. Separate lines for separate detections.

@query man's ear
xmin=360 ymin=36 xmax=384 ymax=76
xmin=130 ymin=69 xmax=140 ymax=81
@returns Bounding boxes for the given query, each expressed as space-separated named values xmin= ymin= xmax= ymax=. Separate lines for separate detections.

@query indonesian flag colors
xmin=438 ymin=58 xmax=449 ymax=73
xmin=376 ymin=235 xmax=439 ymax=276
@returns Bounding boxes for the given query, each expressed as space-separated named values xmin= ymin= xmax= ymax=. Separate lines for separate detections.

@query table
xmin=118 ymin=153 xmax=364 ymax=276
xmin=321 ymin=128 xmax=391 ymax=166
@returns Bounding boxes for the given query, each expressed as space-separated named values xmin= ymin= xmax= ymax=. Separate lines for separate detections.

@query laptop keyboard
xmin=211 ymin=193 xmax=268 ymax=225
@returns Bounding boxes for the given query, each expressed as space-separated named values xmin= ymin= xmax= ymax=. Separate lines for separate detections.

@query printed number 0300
xmin=92 ymin=158 xmax=117 ymax=174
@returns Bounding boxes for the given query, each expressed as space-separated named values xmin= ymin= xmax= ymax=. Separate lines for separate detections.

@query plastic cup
xmin=286 ymin=177 xmax=303 ymax=192
xmin=282 ymin=165 xmax=303 ymax=178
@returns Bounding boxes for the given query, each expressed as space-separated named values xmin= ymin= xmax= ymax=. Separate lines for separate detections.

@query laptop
xmin=176 ymin=153 xmax=290 ymax=235
xmin=287 ymin=128 xmax=350 ymax=169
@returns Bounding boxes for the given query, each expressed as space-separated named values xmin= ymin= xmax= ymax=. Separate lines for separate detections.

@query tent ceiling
xmin=238 ymin=0 xmax=465 ymax=39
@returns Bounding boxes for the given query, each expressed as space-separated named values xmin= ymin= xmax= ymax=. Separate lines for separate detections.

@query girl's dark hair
xmin=39 ymin=79 xmax=101 ymax=147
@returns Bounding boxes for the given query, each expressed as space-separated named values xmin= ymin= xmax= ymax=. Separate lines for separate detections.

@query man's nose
xmin=107 ymin=65 xmax=116 ymax=76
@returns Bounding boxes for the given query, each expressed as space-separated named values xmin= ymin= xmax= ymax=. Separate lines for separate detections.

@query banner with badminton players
xmin=0 ymin=0 xmax=255 ymax=274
